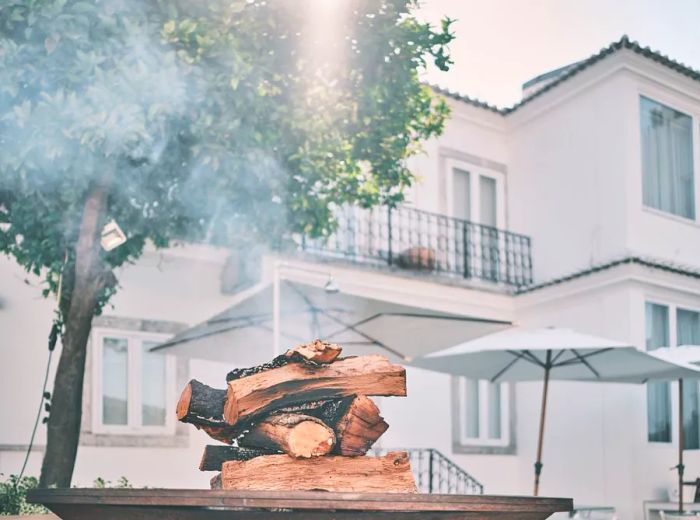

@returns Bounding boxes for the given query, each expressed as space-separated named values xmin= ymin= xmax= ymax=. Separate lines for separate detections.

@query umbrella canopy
xmin=151 ymin=280 xmax=510 ymax=365
xmin=410 ymin=327 xmax=700 ymax=497
xmin=412 ymin=327 xmax=700 ymax=383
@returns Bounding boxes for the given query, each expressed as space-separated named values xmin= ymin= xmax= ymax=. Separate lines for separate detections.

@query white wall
xmin=0 ymin=244 xmax=237 ymax=486
xmin=508 ymin=56 xmax=633 ymax=282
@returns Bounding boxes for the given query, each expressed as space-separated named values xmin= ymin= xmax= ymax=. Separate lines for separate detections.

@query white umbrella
xmin=151 ymin=280 xmax=510 ymax=365
xmin=411 ymin=327 xmax=700 ymax=498
xmin=646 ymin=345 xmax=700 ymax=514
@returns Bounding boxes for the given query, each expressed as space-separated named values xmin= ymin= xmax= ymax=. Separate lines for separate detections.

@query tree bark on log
xmin=176 ymin=380 xmax=228 ymax=427
xmin=40 ymin=178 xmax=114 ymax=489
xmin=225 ymin=340 xmax=342 ymax=382
xmin=238 ymin=413 xmax=336 ymax=458
xmin=200 ymin=445 xmax=279 ymax=471
xmin=220 ymin=451 xmax=417 ymax=493
xmin=223 ymin=355 xmax=406 ymax=427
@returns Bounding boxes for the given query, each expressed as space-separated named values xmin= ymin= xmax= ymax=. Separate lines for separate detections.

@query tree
xmin=0 ymin=0 xmax=453 ymax=487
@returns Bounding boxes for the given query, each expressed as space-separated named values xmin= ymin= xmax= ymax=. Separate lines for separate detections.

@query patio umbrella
xmin=151 ymin=280 xmax=510 ymax=365
xmin=410 ymin=327 xmax=700 ymax=498
xmin=648 ymin=345 xmax=700 ymax=514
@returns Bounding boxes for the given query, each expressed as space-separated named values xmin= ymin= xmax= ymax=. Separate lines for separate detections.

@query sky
xmin=417 ymin=0 xmax=700 ymax=108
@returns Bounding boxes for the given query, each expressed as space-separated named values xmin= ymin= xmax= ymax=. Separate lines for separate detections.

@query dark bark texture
xmin=40 ymin=180 xmax=112 ymax=488
xmin=199 ymin=445 xmax=279 ymax=471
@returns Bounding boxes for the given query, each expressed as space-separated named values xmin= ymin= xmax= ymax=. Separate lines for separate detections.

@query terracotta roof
xmin=516 ymin=256 xmax=700 ymax=294
xmin=433 ymin=35 xmax=700 ymax=116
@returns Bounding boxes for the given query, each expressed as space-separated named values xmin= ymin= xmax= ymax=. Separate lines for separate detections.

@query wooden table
xmin=28 ymin=489 xmax=573 ymax=519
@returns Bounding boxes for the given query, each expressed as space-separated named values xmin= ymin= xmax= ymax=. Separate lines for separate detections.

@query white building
xmin=2 ymin=36 xmax=700 ymax=519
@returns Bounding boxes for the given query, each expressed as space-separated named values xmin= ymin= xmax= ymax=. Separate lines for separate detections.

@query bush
xmin=0 ymin=475 xmax=48 ymax=515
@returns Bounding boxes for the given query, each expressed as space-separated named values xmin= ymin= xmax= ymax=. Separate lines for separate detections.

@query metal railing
xmin=372 ymin=448 xmax=484 ymax=495
xmin=301 ymin=205 xmax=532 ymax=287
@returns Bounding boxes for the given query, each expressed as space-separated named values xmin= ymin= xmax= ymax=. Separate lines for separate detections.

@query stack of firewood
xmin=176 ymin=340 xmax=417 ymax=493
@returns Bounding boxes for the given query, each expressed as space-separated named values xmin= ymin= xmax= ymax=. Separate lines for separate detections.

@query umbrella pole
xmin=679 ymin=378 xmax=685 ymax=515
xmin=534 ymin=350 xmax=552 ymax=497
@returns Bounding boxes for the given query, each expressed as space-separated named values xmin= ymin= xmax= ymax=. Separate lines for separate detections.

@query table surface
xmin=29 ymin=489 xmax=573 ymax=520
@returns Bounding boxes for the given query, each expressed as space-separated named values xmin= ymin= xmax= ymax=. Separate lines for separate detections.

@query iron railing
xmin=372 ymin=448 xmax=484 ymax=495
xmin=301 ymin=205 xmax=532 ymax=287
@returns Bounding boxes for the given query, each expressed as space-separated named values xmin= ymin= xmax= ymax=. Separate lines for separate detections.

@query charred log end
xmin=223 ymin=386 xmax=239 ymax=426
xmin=210 ymin=473 xmax=222 ymax=490
xmin=176 ymin=381 xmax=193 ymax=421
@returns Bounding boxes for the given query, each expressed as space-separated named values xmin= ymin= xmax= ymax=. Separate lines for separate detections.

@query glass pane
xmin=464 ymin=378 xmax=479 ymax=438
xmin=640 ymin=96 xmax=695 ymax=219
xmin=487 ymin=382 xmax=502 ymax=439
xmin=683 ymin=382 xmax=700 ymax=450
xmin=479 ymin=176 xmax=497 ymax=226
xmin=647 ymin=381 xmax=672 ymax=442
xmin=142 ymin=341 xmax=167 ymax=426
xmin=677 ymin=308 xmax=700 ymax=346
xmin=453 ymin=169 xmax=471 ymax=221
xmin=103 ymin=337 xmax=128 ymax=425
xmin=645 ymin=302 xmax=669 ymax=350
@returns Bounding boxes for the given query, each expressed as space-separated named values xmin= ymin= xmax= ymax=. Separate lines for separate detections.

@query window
xmin=92 ymin=329 xmax=175 ymax=435
xmin=645 ymin=302 xmax=700 ymax=448
xmin=457 ymin=378 xmax=509 ymax=447
xmin=448 ymin=161 xmax=504 ymax=282
xmin=640 ymin=96 xmax=695 ymax=219
xmin=678 ymin=308 xmax=700 ymax=449
xmin=646 ymin=302 xmax=671 ymax=442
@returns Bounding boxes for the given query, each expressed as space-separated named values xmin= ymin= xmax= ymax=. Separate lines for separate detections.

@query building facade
xmin=2 ymin=36 xmax=700 ymax=519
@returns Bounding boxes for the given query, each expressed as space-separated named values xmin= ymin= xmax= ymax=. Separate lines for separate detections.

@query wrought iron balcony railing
xmin=372 ymin=448 xmax=484 ymax=495
xmin=301 ymin=205 xmax=533 ymax=287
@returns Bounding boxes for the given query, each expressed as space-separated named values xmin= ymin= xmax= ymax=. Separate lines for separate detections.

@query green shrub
xmin=0 ymin=475 xmax=48 ymax=515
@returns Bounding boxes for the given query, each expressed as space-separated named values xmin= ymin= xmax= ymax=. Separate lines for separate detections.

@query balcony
xmin=301 ymin=205 xmax=533 ymax=288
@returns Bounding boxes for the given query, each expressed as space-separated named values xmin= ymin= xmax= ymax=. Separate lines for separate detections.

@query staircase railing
xmin=372 ymin=448 xmax=484 ymax=495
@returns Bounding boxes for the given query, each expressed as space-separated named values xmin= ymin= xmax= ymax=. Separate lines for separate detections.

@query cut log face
xmin=200 ymin=445 xmax=280 ymax=471
xmin=285 ymin=339 xmax=342 ymax=364
xmin=240 ymin=413 xmax=336 ymax=458
xmin=176 ymin=380 xmax=227 ymax=427
xmin=220 ymin=451 xmax=417 ymax=493
xmin=223 ymin=355 xmax=406 ymax=426
xmin=332 ymin=396 xmax=389 ymax=456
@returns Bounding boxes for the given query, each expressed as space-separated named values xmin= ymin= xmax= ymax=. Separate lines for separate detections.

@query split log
xmin=200 ymin=445 xmax=279 ymax=471
xmin=220 ymin=451 xmax=417 ymax=493
xmin=223 ymin=355 xmax=406 ymax=426
xmin=210 ymin=473 xmax=222 ymax=490
xmin=239 ymin=413 xmax=336 ymax=458
xmin=286 ymin=339 xmax=342 ymax=364
xmin=226 ymin=340 xmax=342 ymax=382
xmin=319 ymin=396 xmax=388 ymax=456
xmin=176 ymin=380 xmax=227 ymax=427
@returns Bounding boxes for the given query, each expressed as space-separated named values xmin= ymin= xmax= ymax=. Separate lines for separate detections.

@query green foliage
xmin=0 ymin=0 xmax=453 ymax=311
xmin=92 ymin=476 xmax=132 ymax=489
xmin=0 ymin=475 xmax=48 ymax=515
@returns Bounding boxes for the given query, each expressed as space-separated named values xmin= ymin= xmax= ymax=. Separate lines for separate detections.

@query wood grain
xmin=223 ymin=355 xmax=406 ymax=426
xmin=27 ymin=488 xmax=573 ymax=520
xmin=238 ymin=413 xmax=336 ymax=458
xmin=220 ymin=451 xmax=417 ymax=493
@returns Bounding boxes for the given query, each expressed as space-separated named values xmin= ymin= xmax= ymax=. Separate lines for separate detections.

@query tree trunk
xmin=39 ymin=179 xmax=112 ymax=488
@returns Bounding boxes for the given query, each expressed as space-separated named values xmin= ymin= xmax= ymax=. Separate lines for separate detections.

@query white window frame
xmin=645 ymin=299 xmax=700 ymax=446
xmin=445 ymin=158 xmax=506 ymax=227
xmin=457 ymin=377 xmax=510 ymax=448
xmin=91 ymin=327 xmax=176 ymax=436
xmin=638 ymin=91 xmax=700 ymax=224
